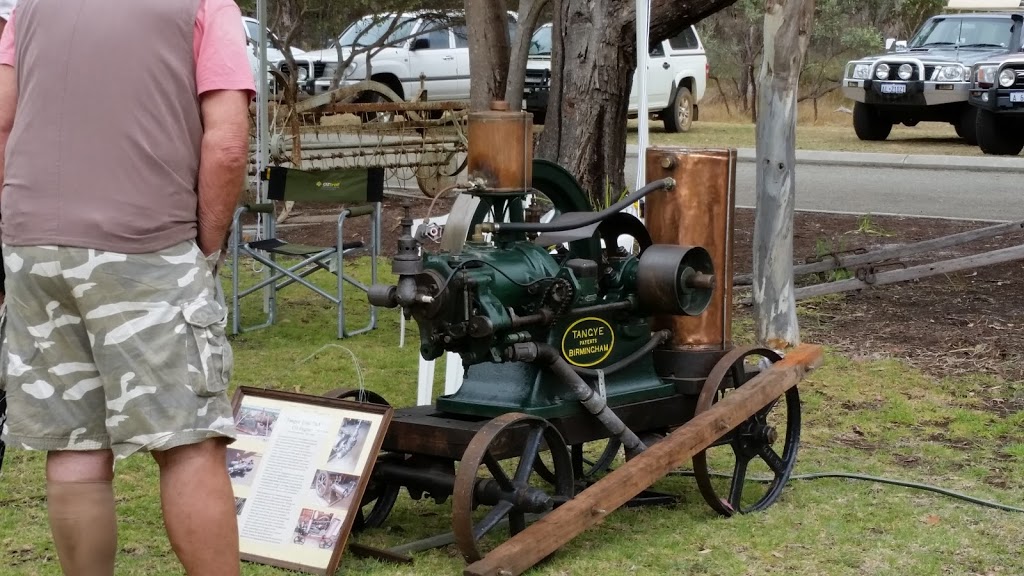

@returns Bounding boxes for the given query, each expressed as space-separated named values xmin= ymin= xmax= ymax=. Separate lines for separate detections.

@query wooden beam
xmin=463 ymin=343 xmax=825 ymax=576
xmin=734 ymin=219 xmax=1024 ymax=286
xmin=787 ymin=243 xmax=1024 ymax=301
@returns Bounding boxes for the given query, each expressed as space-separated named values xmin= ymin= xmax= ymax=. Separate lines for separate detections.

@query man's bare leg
xmin=152 ymin=438 xmax=239 ymax=576
xmin=45 ymin=449 xmax=118 ymax=576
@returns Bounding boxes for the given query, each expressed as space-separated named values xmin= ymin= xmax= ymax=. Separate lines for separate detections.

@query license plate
xmin=879 ymin=83 xmax=906 ymax=95
xmin=1010 ymin=91 xmax=1024 ymax=103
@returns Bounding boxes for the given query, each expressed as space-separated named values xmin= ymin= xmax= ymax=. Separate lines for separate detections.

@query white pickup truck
xmin=293 ymin=12 xmax=707 ymax=130
xmin=523 ymin=24 xmax=709 ymax=131
xmin=300 ymin=12 xmax=517 ymax=101
xmin=243 ymin=16 xmax=311 ymax=96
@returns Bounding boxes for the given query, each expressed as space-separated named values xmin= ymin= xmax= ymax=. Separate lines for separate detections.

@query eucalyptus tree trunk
xmin=504 ymin=0 xmax=550 ymax=111
xmin=752 ymin=0 xmax=815 ymax=350
xmin=466 ymin=0 xmax=511 ymax=111
xmin=535 ymin=0 xmax=635 ymax=204
xmin=536 ymin=0 xmax=738 ymax=207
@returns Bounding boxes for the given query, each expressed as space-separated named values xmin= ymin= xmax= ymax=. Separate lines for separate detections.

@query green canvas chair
xmin=229 ymin=166 xmax=384 ymax=339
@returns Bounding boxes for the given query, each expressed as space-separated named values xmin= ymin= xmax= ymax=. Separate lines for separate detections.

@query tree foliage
xmin=699 ymin=0 xmax=946 ymax=117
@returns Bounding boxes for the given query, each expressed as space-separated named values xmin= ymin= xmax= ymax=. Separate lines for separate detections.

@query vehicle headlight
xmin=999 ymin=68 xmax=1016 ymax=88
xmin=898 ymin=63 xmax=913 ymax=80
xmin=935 ymin=65 xmax=965 ymax=82
xmin=976 ymin=64 xmax=998 ymax=86
xmin=295 ymin=67 xmax=308 ymax=81
xmin=851 ymin=64 xmax=870 ymax=80
xmin=322 ymin=63 xmax=338 ymax=79
xmin=875 ymin=63 xmax=890 ymax=80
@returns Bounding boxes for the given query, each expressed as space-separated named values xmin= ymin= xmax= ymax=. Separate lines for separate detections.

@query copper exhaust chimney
xmin=467 ymin=101 xmax=534 ymax=192
xmin=643 ymin=147 xmax=738 ymax=392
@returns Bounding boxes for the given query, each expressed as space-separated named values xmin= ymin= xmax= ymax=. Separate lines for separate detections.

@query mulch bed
xmin=271 ymin=194 xmax=1024 ymax=383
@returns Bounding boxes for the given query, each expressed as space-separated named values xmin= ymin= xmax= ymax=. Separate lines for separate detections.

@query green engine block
xmin=368 ymin=161 xmax=715 ymax=419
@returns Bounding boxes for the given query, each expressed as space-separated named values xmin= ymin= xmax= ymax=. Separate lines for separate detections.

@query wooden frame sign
xmin=228 ymin=386 xmax=392 ymax=575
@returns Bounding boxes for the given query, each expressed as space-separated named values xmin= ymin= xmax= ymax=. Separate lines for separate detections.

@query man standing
xmin=0 ymin=0 xmax=14 ymax=478
xmin=0 ymin=1 xmax=254 ymax=575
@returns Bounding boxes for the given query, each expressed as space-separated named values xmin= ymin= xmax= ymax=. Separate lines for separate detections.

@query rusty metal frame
xmin=250 ymin=80 xmax=470 ymax=195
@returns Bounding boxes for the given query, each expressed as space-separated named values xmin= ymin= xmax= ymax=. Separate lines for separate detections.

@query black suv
xmin=842 ymin=11 xmax=1024 ymax=143
xmin=969 ymin=54 xmax=1024 ymax=153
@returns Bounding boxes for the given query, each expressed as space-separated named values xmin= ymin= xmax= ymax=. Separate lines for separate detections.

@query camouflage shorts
xmin=0 ymin=240 xmax=237 ymax=459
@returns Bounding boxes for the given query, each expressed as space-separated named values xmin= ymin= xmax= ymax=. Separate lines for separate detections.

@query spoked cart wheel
xmin=534 ymin=438 xmax=621 ymax=488
xmin=691 ymin=346 xmax=801 ymax=516
xmin=452 ymin=412 xmax=574 ymax=563
xmin=322 ymin=388 xmax=401 ymax=531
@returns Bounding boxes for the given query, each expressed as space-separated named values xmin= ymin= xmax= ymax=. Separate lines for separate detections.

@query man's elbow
xmin=202 ymin=130 xmax=250 ymax=172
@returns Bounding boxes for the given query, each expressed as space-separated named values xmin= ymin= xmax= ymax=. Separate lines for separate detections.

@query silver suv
xmin=842 ymin=9 xmax=1024 ymax=143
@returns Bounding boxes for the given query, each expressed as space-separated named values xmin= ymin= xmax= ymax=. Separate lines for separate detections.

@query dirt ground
xmin=272 ymin=194 xmax=1024 ymax=386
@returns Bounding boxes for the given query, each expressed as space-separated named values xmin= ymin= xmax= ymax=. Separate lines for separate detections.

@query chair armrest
xmin=343 ymin=205 xmax=376 ymax=218
xmin=243 ymin=203 xmax=276 ymax=214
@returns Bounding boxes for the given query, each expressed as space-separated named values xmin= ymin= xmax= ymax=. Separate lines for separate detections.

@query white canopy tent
xmin=623 ymin=0 xmax=654 ymax=224
xmin=634 ymin=0 xmax=653 ymax=191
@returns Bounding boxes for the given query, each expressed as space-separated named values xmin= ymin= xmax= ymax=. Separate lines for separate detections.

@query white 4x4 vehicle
xmin=242 ymin=16 xmax=311 ymax=95
xmin=523 ymin=24 xmax=708 ymax=131
xmin=302 ymin=12 xmax=517 ymax=101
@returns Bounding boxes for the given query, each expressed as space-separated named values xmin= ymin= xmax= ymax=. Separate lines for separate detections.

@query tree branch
xmin=466 ymin=0 xmax=511 ymax=111
xmin=504 ymin=0 xmax=550 ymax=110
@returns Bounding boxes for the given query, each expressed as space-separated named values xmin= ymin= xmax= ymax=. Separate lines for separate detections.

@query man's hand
xmin=197 ymin=89 xmax=250 ymax=257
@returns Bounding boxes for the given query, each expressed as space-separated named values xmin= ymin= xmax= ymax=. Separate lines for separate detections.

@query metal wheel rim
xmin=354 ymin=464 xmax=403 ymax=531
xmin=323 ymin=388 xmax=400 ymax=530
xmin=677 ymin=92 xmax=692 ymax=128
xmin=691 ymin=346 xmax=801 ymax=517
xmin=534 ymin=437 xmax=621 ymax=485
xmin=323 ymin=387 xmax=390 ymax=406
xmin=452 ymin=412 xmax=574 ymax=563
xmin=358 ymin=90 xmax=396 ymax=124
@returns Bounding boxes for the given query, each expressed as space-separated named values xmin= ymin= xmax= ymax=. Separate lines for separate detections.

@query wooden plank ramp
xmin=463 ymin=343 xmax=825 ymax=576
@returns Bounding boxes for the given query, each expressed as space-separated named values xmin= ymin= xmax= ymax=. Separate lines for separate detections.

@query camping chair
xmin=229 ymin=166 xmax=384 ymax=339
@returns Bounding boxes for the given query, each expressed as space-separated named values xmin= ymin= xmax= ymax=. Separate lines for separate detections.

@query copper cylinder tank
xmin=466 ymin=101 xmax=534 ymax=192
xmin=643 ymin=147 xmax=737 ymax=352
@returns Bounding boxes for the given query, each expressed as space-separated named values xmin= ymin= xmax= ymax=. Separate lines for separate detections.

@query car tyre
xmin=852 ymin=102 xmax=892 ymax=141
xmin=955 ymin=106 xmax=978 ymax=145
xmin=975 ymin=108 xmax=1024 ymax=156
xmin=663 ymin=86 xmax=693 ymax=133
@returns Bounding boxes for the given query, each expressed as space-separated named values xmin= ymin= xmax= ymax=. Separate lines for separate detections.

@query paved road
xmin=622 ymin=154 xmax=1017 ymax=223
xmin=269 ymin=135 xmax=1018 ymax=222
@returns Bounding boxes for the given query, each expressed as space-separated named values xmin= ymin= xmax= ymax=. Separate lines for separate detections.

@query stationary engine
xmin=371 ymin=203 xmax=716 ymax=368
xmin=345 ymin=105 xmax=813 ymax=547
xmin=369 ymin=104 xmax=719 ymax=421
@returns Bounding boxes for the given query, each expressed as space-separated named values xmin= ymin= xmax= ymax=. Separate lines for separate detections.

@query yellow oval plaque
xmin=560 ymin=317 xmax=615 ymax=368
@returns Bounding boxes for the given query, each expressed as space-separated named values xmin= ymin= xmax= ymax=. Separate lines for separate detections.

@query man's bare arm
xmin=196 ymin=89 xmax=250 ymax=257
xmin=0 ymin=64 xmax=15 ymax=194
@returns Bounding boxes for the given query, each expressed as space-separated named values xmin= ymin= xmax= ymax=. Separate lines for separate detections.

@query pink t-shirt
xmin=0 ymin=0 xmax=256 ymax=98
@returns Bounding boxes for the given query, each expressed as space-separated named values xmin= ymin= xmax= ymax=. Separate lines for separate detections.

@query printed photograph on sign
xmin=225 ymin=448 xmax=262 ymax=487
xmin=236 ymin=405 xmax=280 ymax=438
xmin=326 ymin=417 xmax=371 ymax=472
xmin=292 ymin=508 xmax=345 ymax=550
xmin=309 ymin=469 xmax=360 ymax=510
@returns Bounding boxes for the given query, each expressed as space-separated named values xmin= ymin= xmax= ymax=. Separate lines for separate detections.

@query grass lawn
xmin=631 ymin=94 xmax=985 ymax=157
xmin=1 ymin=259 xmax=1022 ymax=575
xmin=638 ymin=121 xmax=982 ymax=157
